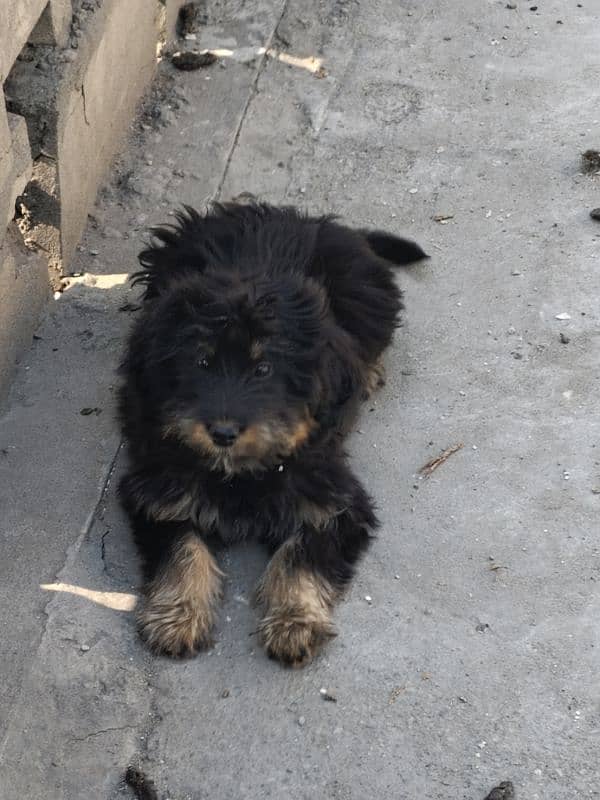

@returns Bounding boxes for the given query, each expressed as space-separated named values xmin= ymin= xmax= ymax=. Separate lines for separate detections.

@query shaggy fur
xmin=118 ymin=201 xmax=427 ymax=666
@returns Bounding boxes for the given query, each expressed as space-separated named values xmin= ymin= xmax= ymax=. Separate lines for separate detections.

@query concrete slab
xmin=1 ymin=1 xmax=600 ymax=799
xmin=29 ymin=0 xmax=72 ymax=48
xmin=0 ymin=114 xmax=33 ymax=239
xmin=0 ymin=225 xmax=48 ymax=403
xmin=0 ymin=0 xmax=47 ymax=79
xmin=5 ymin=0 xmax=170 ymax=284
xmin=56 ymin=0 xmax=159 ymax=267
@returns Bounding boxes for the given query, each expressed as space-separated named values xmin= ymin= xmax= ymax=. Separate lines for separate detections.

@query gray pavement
xmin=1 ymin=1 xmax=600 ymax=798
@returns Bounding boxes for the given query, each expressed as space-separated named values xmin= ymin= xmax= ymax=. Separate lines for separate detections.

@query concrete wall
xmin=0 ymin=0 xmax=185 ymax=402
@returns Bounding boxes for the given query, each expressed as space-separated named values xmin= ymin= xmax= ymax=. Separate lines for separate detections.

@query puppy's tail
xmin=363 ymin=230 xmax=429 ymax=266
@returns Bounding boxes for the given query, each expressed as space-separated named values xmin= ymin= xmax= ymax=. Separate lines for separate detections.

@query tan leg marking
xmin=256 ymin=539 xmax=337 ymax=667
xmin=364 ymin=356 xmax=386 ymax=399
xmin=138 ymin=532 xmax=223 ymax=658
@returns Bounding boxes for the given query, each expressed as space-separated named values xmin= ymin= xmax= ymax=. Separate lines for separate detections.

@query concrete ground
xmin=1 ymin=1 xmax=599 ymax=798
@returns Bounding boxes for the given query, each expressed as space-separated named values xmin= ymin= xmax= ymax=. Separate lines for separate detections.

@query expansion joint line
xmin=214 ymin=0 xmax=292 ymax=200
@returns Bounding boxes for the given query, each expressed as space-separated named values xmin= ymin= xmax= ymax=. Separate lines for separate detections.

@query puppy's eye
xmin=254 ymin=361 xmax=272 ymax=378
xmin=198 ymin=356 xmax=210 ymax=369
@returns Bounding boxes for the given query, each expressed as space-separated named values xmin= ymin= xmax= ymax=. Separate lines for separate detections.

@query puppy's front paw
xmin=138 ymin=594 xmax=215 ymax=658
xmin=138 ymin=532 xmax=222 ymax=658
xmin=258 ymin=609 xmax=336 ymax=668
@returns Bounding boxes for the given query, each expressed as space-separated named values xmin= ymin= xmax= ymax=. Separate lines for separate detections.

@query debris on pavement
xmin=419 ymin=443 xmax=463 ymax=477
xmin=590 ymin=208 xmax=600 ymax=221
xmin=80 ymin=407 xmax=102 ymax=416
xmin=177 ymin=2 xmax=205 ymax=37
xmin=171 ymin=51 xmax=218 ymax=71
xmin=433 ymin=213 xmax=454 ymax=223
xmin=484 ymin=781 xmax=515 ymax=800
xmin=320 ymin=688 xmax=337 ymax=702
xmin=559 ymin=332 xmax=570 ymax=344
xmin=388 ymin=686 xmax=406 ymax=704
xmin=555 ymin=312 xmax=571 ymax=320
xmin=221 ymin=688 xmax=230 ymax=698
xmin=581 ymin=149 xmax=600 ymax=173
xmin=124 ymin=766 xmax=160 ymax=800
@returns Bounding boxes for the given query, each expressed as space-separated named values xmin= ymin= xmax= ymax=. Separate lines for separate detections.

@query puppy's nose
xmin=209 ymin=421 xmax=241 ymax=448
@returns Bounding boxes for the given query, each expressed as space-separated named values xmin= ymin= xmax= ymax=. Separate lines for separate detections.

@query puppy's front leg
xmin=257 ymin=479 xmax=376 ymax=667
xmin=137 ymin=526 xmax=222 ymax=657
xmin=120 ymin=473 xmax=222 ymax=657
xmin=257 ymin=538 xmax=337 ymax=667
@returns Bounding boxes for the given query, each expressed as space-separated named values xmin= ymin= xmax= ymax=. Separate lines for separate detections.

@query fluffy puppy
xmin=118 ymin=201 xmax=427 ymax=667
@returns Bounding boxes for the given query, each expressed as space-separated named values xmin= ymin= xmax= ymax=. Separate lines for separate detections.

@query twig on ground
xmin=419 ymin=443 xmax=463 ymax=477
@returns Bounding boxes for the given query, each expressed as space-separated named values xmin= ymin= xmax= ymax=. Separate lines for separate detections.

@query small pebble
xmin=559 ymin=332 xmax=570 ymax=344
xmin=511 ymin=269 xmax=521 ymax=276
xmin=80 ymin=644 xmax=90 ymax=652
xmin=221 ymin=689 xmax=230 ymax=698
xmin=364 ymin=595 xmax=372 ymax=604
xmin=590 ymin=208 xmax=600 ymax=221
xmin=89 ymin=249 xmax=99 ymax=256
xmin=320 ymin=688 xmax=337 ymax=702
xmin=298 ymin=716 xmax=306 ymax=726
xmin=103 ymin=227 xmax=122 ymax=239
xmin=555 ymin=312 xmax=571 ymax=320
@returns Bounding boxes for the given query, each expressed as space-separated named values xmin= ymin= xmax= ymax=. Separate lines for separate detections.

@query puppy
xmin=118 ymin=201 xmax=427 ymax=667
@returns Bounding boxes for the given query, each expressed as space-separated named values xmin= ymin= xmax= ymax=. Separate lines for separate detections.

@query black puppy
xmin=118 ymin=202 xmax=427 ymax=667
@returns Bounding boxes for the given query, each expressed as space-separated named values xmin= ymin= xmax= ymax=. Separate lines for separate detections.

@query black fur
xmin=118 ymin=201 xmax=425 ymax=663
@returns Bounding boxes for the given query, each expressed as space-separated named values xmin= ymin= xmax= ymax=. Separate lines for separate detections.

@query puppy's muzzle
xmin=208 ymin=421 xmax=242 ymax=448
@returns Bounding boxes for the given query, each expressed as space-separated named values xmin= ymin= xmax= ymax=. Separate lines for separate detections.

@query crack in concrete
xmin=214 ymin=0 xmax=292 ymax=200
xmin=32 ymin=441 xmax=123 ymax=645
xmin=81 ymin=83 xmax=90 ymax=126
xmin=100 ymin=528 xmax=110 ymax=573
xmin=69 ymin=724 xmax=138 ymax=743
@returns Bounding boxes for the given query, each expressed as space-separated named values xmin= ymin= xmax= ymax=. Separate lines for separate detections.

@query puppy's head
xmin=146 ymin=271 xmax=326 ymax=473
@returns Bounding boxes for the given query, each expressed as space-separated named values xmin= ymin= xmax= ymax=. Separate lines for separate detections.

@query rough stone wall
xmin=0 ymin=0 xmax=185 ymax=402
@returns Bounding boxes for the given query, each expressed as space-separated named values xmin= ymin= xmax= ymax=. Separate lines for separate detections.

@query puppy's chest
xmin=195 ymin=472 xmax=297 ymax=544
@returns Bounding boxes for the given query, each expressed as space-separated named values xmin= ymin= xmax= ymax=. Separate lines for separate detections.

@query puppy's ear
xmin=363 ymin=230 xmax=429 ymax=266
